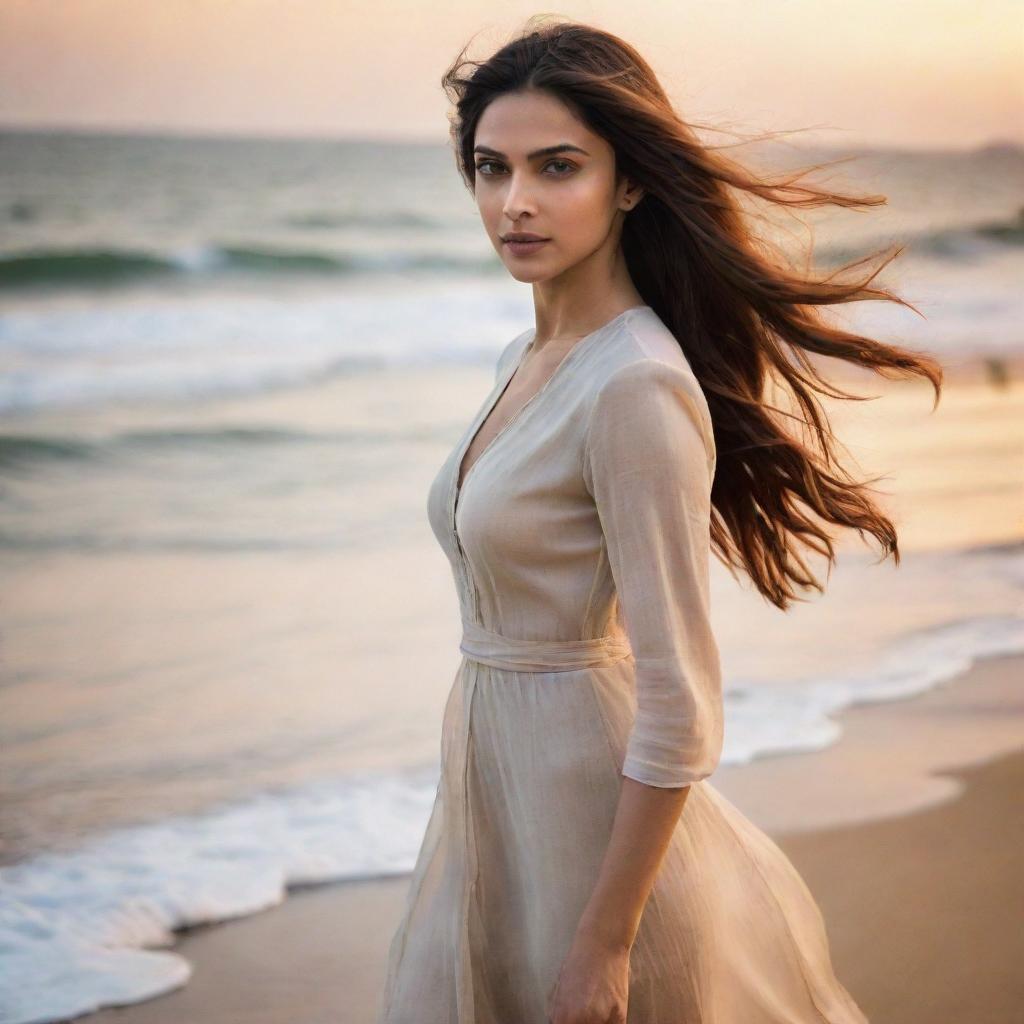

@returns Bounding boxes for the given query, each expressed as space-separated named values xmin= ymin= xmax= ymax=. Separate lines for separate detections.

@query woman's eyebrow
xmin=473 ymin=143 xmax=590 ymax=159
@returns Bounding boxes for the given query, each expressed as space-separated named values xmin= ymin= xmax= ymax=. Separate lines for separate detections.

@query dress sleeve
xmin=583 ymin=359 xmax=723 ymax=788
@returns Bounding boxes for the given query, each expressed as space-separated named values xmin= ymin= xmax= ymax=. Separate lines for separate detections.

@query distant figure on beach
xmin=377 ymin=16 xmax=942 ymax=1024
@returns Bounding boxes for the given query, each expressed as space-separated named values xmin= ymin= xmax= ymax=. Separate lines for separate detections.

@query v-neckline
xmin=451 ymin=305 xmax=649 ymax=525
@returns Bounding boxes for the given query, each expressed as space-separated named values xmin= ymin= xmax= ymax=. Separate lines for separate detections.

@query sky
xmin=1 ymin=0 xmax=1021 ymax=149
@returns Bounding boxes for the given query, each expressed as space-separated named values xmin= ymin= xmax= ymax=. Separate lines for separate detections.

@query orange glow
xmin=0 ymin=0 xmax=1021 ymax=147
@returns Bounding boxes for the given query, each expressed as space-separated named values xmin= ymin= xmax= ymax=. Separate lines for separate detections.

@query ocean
xmin=0 ymin=129 xmax=1022 ymax=1024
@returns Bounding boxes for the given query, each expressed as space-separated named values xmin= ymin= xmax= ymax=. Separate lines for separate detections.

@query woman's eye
xmin=473 ymin=160 xmax=575 ymax=176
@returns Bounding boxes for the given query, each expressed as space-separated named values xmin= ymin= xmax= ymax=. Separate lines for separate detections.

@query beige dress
xmin=377 ymin=305 xmax=867 ymax=1023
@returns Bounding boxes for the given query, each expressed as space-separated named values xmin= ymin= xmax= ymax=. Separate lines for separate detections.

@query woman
xmin=378 ymin=16 xmax=942 ymax=1024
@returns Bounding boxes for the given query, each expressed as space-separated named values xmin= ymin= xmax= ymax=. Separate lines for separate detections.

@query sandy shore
xmin=82 ymin=651 xmax=1024 ymax=1024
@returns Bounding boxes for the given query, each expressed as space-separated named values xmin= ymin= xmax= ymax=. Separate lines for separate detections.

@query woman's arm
xmin=546 ymin=784 xmax=691 ymax=1022
xmin=548 ymin=357 xmax=722 ymax=1022
xmin=582 ymin=357 xmax=722 ymax=911
xmin=577 ymin=777 xmax=691 ymax=950
xmin=552 ymin=360 xmax=720 ymax=1024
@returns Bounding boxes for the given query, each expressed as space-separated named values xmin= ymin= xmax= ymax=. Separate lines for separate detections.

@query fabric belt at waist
xmin=459 ymin=618 xmax=632 ymax=673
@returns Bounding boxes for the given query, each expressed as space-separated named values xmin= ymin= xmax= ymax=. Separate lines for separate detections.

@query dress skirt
xmin=376 ymin=620 xmax=868 ymax=1023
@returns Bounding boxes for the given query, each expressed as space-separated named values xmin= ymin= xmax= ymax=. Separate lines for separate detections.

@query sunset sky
xmin=1 ymin=0 xmax=1021 ymax=149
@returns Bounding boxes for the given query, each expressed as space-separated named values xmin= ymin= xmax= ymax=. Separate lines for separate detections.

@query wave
xmin=0 ymin=434 xmax=95 ymax=467
xmin=2 ymin=607 xmax=1022 ymax=1024
xmin=5 ymin=207 xmax=1019 ymax=291
xmin=0 ymin=423 xmax=452 ymax=470
xmin=908 ymin=207 xmax=1024 ymax=257
xmin=281 ymin=209 xmax=439 ymax=230
xmin=0 ymin=350 xmax=398 ymax=415
xmin=0 ymin=248 xmax=179 ymax=288
xmin=816 ymin=206 xmax=1024 ymax=266
xmin=0 ymin=244 xmax=501 ymax=289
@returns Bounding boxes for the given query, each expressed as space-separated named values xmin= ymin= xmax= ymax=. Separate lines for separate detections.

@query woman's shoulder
xmin=493 ymin=327 xmax=534 ymax=382
xmin=599 ymin=308 xmax=709 ymax=411
xmin=589 ymin=308 xmax=715 ymax=463
xmin=601 ymin=305 xmax=698 ymax=375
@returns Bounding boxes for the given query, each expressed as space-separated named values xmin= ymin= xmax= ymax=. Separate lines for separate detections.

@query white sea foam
xmin=0 ymin=282 xmax=525 ymax=413
xmin=1 ymin=254 xmax=1021 ymax=414
xmin=0 ymin=768 xmax=438 ymax=1024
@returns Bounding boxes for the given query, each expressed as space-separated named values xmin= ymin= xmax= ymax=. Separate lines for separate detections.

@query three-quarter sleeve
xmin=583 ymin=358 xmax=723 ymax=788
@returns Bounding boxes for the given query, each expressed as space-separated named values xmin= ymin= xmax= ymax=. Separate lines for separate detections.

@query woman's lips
xmin=504 ymin=238 xmax=549 ymax=256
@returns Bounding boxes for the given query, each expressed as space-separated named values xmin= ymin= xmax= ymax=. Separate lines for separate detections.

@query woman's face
xmin=472 ymin=88 xmax=643 ymax=284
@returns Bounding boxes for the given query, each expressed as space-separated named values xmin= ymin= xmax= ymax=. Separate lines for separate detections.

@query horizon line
xmin=0 ymin=121 xmax=1021 ymax=155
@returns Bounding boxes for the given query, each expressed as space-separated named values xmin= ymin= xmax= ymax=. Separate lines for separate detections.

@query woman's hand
xmin=546 ymin=928 xmax=631 ymax=1024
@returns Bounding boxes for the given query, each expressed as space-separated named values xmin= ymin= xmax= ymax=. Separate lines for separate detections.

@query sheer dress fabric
xmin=377 ymin=306 xmax=867 ymax=1023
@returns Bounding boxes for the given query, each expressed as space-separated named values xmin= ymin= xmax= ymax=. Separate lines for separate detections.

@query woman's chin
xmin=502 ymin=260 xmax=559 ymax=284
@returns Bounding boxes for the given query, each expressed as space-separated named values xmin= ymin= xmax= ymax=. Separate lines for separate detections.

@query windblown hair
xmin=441 ymin=16 xmax=943 ymax=610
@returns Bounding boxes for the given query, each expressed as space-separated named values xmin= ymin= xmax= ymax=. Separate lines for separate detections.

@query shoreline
xmin=708 ymin=647 xmax=1024 ymax=835
xmin=79 ymin=651 xmax=1024 ymax=1024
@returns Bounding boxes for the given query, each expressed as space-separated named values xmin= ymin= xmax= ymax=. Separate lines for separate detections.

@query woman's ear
xmin=620 ymin=179 xmax=645 ymax=211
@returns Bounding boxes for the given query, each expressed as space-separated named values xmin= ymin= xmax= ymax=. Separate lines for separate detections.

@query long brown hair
xmin=441 ymin=16 xmax=943 ymax=610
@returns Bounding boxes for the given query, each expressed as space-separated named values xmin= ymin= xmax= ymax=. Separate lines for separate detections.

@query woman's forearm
xmin=575 ymin=776 xmax=691 ymax=951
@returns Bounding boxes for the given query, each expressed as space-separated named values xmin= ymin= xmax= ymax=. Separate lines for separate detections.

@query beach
xmin=2 ymin=132 xmax=1022 ymax=1024
xmin=81 ymin=651 xmax=1024 ymax=1024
